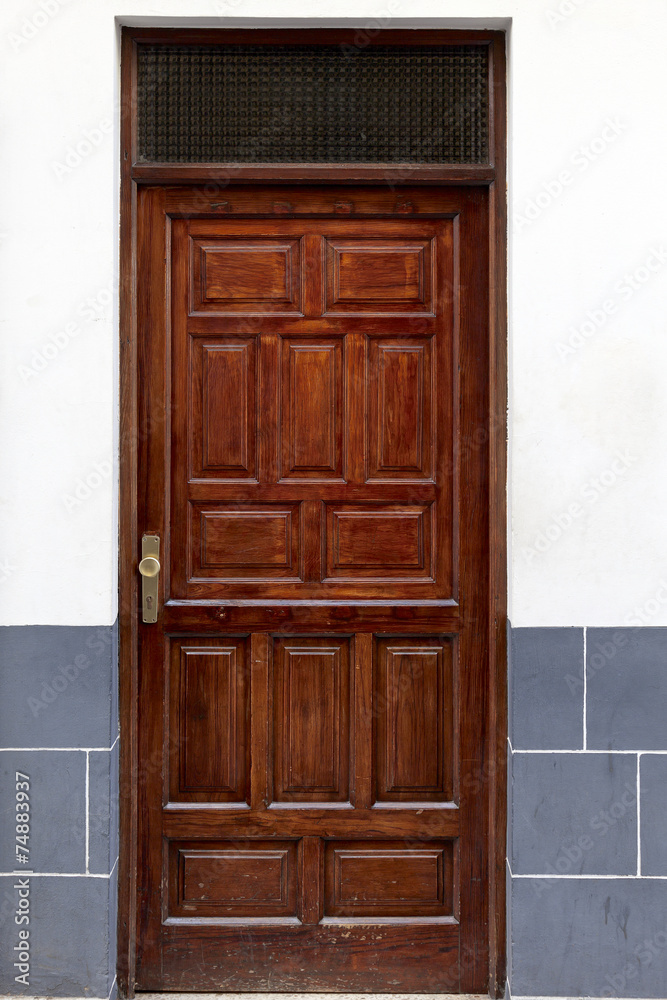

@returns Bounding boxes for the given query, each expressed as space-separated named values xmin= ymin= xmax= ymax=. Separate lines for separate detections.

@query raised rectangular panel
xmin=171 ymin=841 xmax=297 ymax=917
xmin=191 ymin=503 xmax=301 ymax=580
xmin=324 ymin=841 xmax=453 ymax=917
xmin=191 ymin=237 xmax=302 ymax=314
xmin=273 ymin=637 xmax=350 ymax=802
xmin=190 ymin=339 xmax=257 ymax=479
xmin=375 ymin=638 xmax=454 ymax=802
xmin=324 ymin=237 xmax=433 ymax=314
xmin=168 ymin=638 xmax=248 ymax=802
xmin=368 ymin=339 xmax=433 ymax=480
xmin=325 ymin=504 xmax=433 ymax=579
xmin=280 ymin=339 xmax=343 ymax=480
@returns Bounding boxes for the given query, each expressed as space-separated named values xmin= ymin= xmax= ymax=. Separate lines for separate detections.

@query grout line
xmin=0 ymin=872 xmax=114 ymax=878
xmin=637 ymin=753 xmax=642 ymax=876
xmin=583 ymin=626 xmax=587 ymax=750
xmin=511 ymin=749 xmax=667 ymax=754
xmin=512 ymin=873 xmax=667 ymax=880
xmin=85 ymin=750 xmax=90 ymax=875
xmin=0 ymin=747 xmax=117 ymax=752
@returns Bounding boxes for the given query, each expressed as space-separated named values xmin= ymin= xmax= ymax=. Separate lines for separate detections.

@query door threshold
xmin=138 ymin=994 xmax=489 ymax=999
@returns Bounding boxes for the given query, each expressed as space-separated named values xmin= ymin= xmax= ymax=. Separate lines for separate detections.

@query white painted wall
xmin=1 ymin=0 xmax=665 ymax=626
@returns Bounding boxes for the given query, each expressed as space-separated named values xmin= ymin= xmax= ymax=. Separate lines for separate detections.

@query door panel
xmin=135 ymin=184 xmax=490 ymax=992
xmin=272 ymin=636 xmax=351 ymax=802
xmin=190 ymin=338 xmax=258 ymax=479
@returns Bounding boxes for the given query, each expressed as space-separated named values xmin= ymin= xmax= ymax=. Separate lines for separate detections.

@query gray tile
xmin=506 ymin=740 xmax=512 ymax=869
xmin=505 ymin=862 xmax=512 ymax=1000
xmin=110 ymin=738 xmax=119 ymax=867
xmin=510 ymin=627 xmax=584 ymax=750
xmin=510 ymin=876 xmax=667 ymax=998
xmin=0 ymin=875 xmax=111 ymax=996
xmin=110 ymin=620 xmax=119 ymax=745
xmin=0 ymin=625 xmax=116 ymax=749
xmin=89 ymin=750 xmax=118 ymax=875
xmin=108 ymin=864 xmax=118 ymax=994
xmin=0 ymin=752 xmax=86 ymax=873
xmin=511 ymin=752 xmax=637 ymax=875
xmin=587 ymin=627 xmax=667 ymax=750
xmin=641 ymin=754 xmax=667 ymax=875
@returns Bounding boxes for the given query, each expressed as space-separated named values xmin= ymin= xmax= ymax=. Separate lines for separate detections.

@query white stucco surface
xmin=1 ymin=0 xmax=665 ymax=625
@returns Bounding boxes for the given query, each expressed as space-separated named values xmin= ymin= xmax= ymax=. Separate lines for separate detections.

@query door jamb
xmin=117 ymin=26 xmax=507 ymax=997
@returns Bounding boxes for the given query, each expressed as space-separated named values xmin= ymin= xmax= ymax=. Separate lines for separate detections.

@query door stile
xmin=353 ymin=633 xmax=373 ymax=811
xmin=249 ymin=633 xmax=270 ymax=812
xmin=456 ymin=192 xmax=491 ymax=993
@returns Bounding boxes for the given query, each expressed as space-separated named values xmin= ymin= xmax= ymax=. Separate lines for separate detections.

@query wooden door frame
xmin=117 ymin=26 xmax=507 ymax=998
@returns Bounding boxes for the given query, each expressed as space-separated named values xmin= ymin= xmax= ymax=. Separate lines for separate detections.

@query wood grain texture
xmin=375 ymin=637 xmax=454 ymax=802
xmin=170 ymin=215 xmax=454 ymax=602
xmin=324 ymin=237 xmax=433 ymax=314
xmin=368 ymin=338 xmax=434 ymax=480
xmin=279 ymin=338 xmax=344 ymax=480
xmin=191 ymin=338 xmax=258 ymax=479
xmin=324 ymin=840 xmax=454 ymax=917
xmin=168 ymin=637 xmax=249 ymax=802
xmin=191 ymin=237 xmax=302 ymax=315
xmin=171 ymin=840 xmax=297 ymax=918
xmin=132 ymin=182 xmax=493 ymax=992
xmin=272 ymin=637 xmax=351 ymax=802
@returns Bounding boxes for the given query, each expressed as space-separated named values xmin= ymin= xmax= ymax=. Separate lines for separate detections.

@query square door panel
xmin=324 ymin=841 xmax=454 ymax=917
xmin=325 ymin=504 xmax=434 ymax=580
xmin=280 ymin=338 xmax=344 ymax=480
xmin=272 ymin=637 xmax=351 ymax=802
xmin=169 ymin=840 xmax=298 ymax=918
xmin=191 ymin=237 xmax=303 ymax=314
xmin=375 ymin=637 xmax=454 ymax=803
xmin=324 ymin=237 xmax=434 ymax=314
xmin=168 ymin=637 xmax=249 ymax=803
xmin=190 ymin=502 xmax=302 ymax=581
xmin=368 ymin=338 xmax=434 ymax=481
xmin=189 ymin=337 xmax=258 ymax=480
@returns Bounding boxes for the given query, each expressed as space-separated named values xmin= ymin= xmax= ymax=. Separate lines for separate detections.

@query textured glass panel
xmin=137 ymin=44 xmax=489 ymax=164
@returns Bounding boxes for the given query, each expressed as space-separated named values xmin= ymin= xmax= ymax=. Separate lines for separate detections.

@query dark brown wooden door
xmin=134 ymin=184 xmax=491 ymax=992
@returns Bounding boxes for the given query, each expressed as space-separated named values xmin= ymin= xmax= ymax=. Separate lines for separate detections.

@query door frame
xmin=117 ymin=26 xmax=507 ymax=997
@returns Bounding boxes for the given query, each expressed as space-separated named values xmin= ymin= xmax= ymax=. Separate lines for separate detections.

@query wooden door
xmin=133 ymin=184 xmax=492 ymax=992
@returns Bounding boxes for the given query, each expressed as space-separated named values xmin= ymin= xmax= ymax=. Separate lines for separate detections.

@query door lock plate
xmin=138 ymin=534 xmax=160 ymax=623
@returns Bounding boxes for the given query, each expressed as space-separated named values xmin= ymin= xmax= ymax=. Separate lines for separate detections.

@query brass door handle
xmin=139 ymin=534 xmax=160 ymax=623
xmin=138 ymin=556 xmax=160 ymax=577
